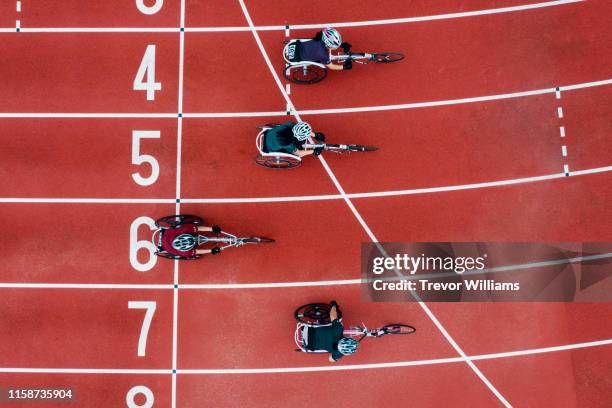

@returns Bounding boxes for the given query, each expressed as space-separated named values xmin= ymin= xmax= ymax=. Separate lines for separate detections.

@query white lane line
xmin=0 ymin=113 xmax=177 ymax=118
xmin=2 ymin=165 xmax=612 ymax=205
xmin=0 ymin=283 xmax=173 ymax=289
xmin=5 ymin=1 xmax=583 ymax=34
xmin=4 ymin=251 xmax=607 ymax=290
xmin=564 ymin=164 xmax=570 ymax=175
xmin=562 ymin=145 xmax=567 ymax=157
xmin=180 ymin=338 xmax=612 ymax=374
xmin=1 ymin=77 xmax=612 ymax=119
xmin=239 ymin=1 xmax=509 ymax=405
xmin=172 ymin=3 xmax=186 ymax=407
xmin=1 ymin=168 xmax=612 ymax=206
xmin=16 ymin=1 xmax=21 ymax=12
xmin=285 ymin=83 xmax=291 ymax=95
xmin=16 ymin=20 xmax=20 ymax=31
xmin=19 ymin=27 xmax=180 ymax=33
xmin=557 ymin=107 xmax=564 ymax=118
xmin=1 ymin=338 xmax=609 ymax=375
xmin=0 ymin=198 xmax=176 ymax=203
xmin=556 ymin=88 xmax=561 ymax=99
xmin=560 ymin=126 xmax=566 ymax=137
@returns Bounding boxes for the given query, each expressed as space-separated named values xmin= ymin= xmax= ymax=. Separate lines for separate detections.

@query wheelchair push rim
xmin=155 ymin=214 xmax=204 ymax=228
xmin=372 ymin=53 xmax=404 ymax=63
xmin=255 ymin=155 xmax=302 ymax=169
xmin=381 ymin=324 xmax=416 ymax=335
xmin=283 ymin=64 xmax=327 ymax=85
xmin=294 ymin=303 xmax=342 ymax=325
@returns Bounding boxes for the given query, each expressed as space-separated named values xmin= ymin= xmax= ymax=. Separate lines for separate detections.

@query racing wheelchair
xmin=294 ymin=303 xmax=415 ymax=354
xmin=283 ymin=39 xmax=404 ymax=85
xmin=255 ymin=124 xmax=378 ymax=170
xmin=152 ymin=214 xmax=274 ymax=260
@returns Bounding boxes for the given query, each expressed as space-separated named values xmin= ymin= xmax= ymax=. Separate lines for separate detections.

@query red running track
xmin=1 ymin=1 xmax=611 ymax=407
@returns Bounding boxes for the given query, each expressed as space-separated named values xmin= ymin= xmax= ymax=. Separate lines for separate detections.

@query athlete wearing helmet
xmin=263 ymin=121 xmax=325 ymax=157
xmin=292 ymin=27 xmax=353 ymax=71
xmin=309 ymin=301 xmax=358 ymax=362
xmin=159 ymin=224 xmax=223 ymax=258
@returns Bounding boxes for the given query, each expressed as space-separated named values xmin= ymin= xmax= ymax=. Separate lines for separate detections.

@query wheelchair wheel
xmin=255 ymin=155 xmax=302 ymax=169
xmin=155 ymin=251 xmax=203 ymax=261
xmin=155 ymin=214 xmax=204 ymax=228
xmin=382 ymin=324 xmax=416 ymax=335
xmin=294 ymin=303 xmax=342 ymax=325
xmin=284 ymin=64 xmax=327 ymax=85
xmin=372 ymin=53 xmax=404 ymax=63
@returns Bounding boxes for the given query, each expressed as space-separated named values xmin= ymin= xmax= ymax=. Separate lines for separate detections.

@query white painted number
xmin=134 ymin=45 xmax=161 ymax=101
xmin=129 ymin=216 xmax=158 ymax=272
xmin=131 ymin=131 xmax=160 ymax=186
xmin=126 ymin=385 xmax=154 ymax=408
xmin=136 ymin=0 xmax=163 ymax=15
xmin=128 ymin=301 xmax=157 ymax=357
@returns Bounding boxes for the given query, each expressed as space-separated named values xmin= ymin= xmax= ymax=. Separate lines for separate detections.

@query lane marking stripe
xmin=0 ymin=338 xmax=609 ymax=374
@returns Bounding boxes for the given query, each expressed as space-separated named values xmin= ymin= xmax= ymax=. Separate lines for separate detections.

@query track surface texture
xmin=0 ymin=1 xmax=611 ymax=407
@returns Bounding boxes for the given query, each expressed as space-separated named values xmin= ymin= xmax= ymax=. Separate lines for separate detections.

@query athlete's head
xmin=322 ymin=27 xmax=342 ymax=49
xmin=292 ymin=121 xmax=312 ymax=141
xmin=337 ymin=337 xmax=359 ymax=355
xmin=172 ymin=234 xmax=196 ymax=251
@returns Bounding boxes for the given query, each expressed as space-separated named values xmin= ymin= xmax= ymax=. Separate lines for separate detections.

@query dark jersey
xmin=298 ymin=40 xmax=330 ymax=64
xmin=263 ymin=121 xmax=303 ymax=154
xmin=311 ymin=319 xmax=345 ymax=361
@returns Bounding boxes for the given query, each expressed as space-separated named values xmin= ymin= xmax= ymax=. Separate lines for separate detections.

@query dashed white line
xmin=561 ymin=145 xmax=567 ymax=157
xmin=16 ymin=1 xmax=21 ymax=12
xmin=285 ymin=83 xmax=291 ymax=95
xmin=564 ymin=164 xmax=570 ymax=175
xmin=559 ymin=126 xmax=566 ymax=137
xmin=557 ymin=107 xmax=564 ymax=118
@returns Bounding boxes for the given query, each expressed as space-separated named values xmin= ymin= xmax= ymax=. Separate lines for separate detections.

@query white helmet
xmin=172 ymin=234 xmax=196 ymax=251
xmin=292 ymin=122 xmax=312 ymax=141
xmin=322 ymin=27 xmax=342 ymax=49
xmin=337 ymin=337 xmax=358 ymax=355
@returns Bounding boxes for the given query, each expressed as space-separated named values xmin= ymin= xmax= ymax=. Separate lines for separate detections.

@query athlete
xmin=158 ymin=223 xmax=224 ymax=258
xmin=263 ymin=121 xmax=326 ymax=157
xmin=308 ymin=301 xmax=359 ymax=362
xmin=290 ymin=27 xmax=353 ymax=71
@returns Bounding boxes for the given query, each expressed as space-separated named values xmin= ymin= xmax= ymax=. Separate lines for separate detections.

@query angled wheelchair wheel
xmin=241 ymin=237 xmax=275 ymax=244
xmin=255 ymin=155 xmax=302 ymax=169
xmin=155 ymin=214 xmax=204 ymax=228
xmin=372 ymin=53 xmax=404 ymax=63
xmin=347 ymin=145 xmax=379 ymax=152
xmin=382 ymin=324 xmax=416 ymax=335
xmin=284 ymin=64 xmax=327 ymax=85
xmin=294 ymin=303 xmax=342 ymax=325
xmin=155 ymin=251 xmax=202 ymax=261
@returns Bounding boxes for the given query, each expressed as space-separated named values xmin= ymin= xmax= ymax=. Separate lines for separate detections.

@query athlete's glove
xmin=330 ymin=300 xmax=338 ymax=307
xmin=313 ymin=147 xmax=324 ymax=156
xmin=211 ymin=247 xmax=221 ymax=254
xmin=341 ymin=42 xmax=352 ymax=53
xmin=212 ymin=225 xmax=222 ymax=234
xmin=314 ymin=132 xmax=326 ymax=142
xmin=343 ymin=59 xmax=353 ymax=70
